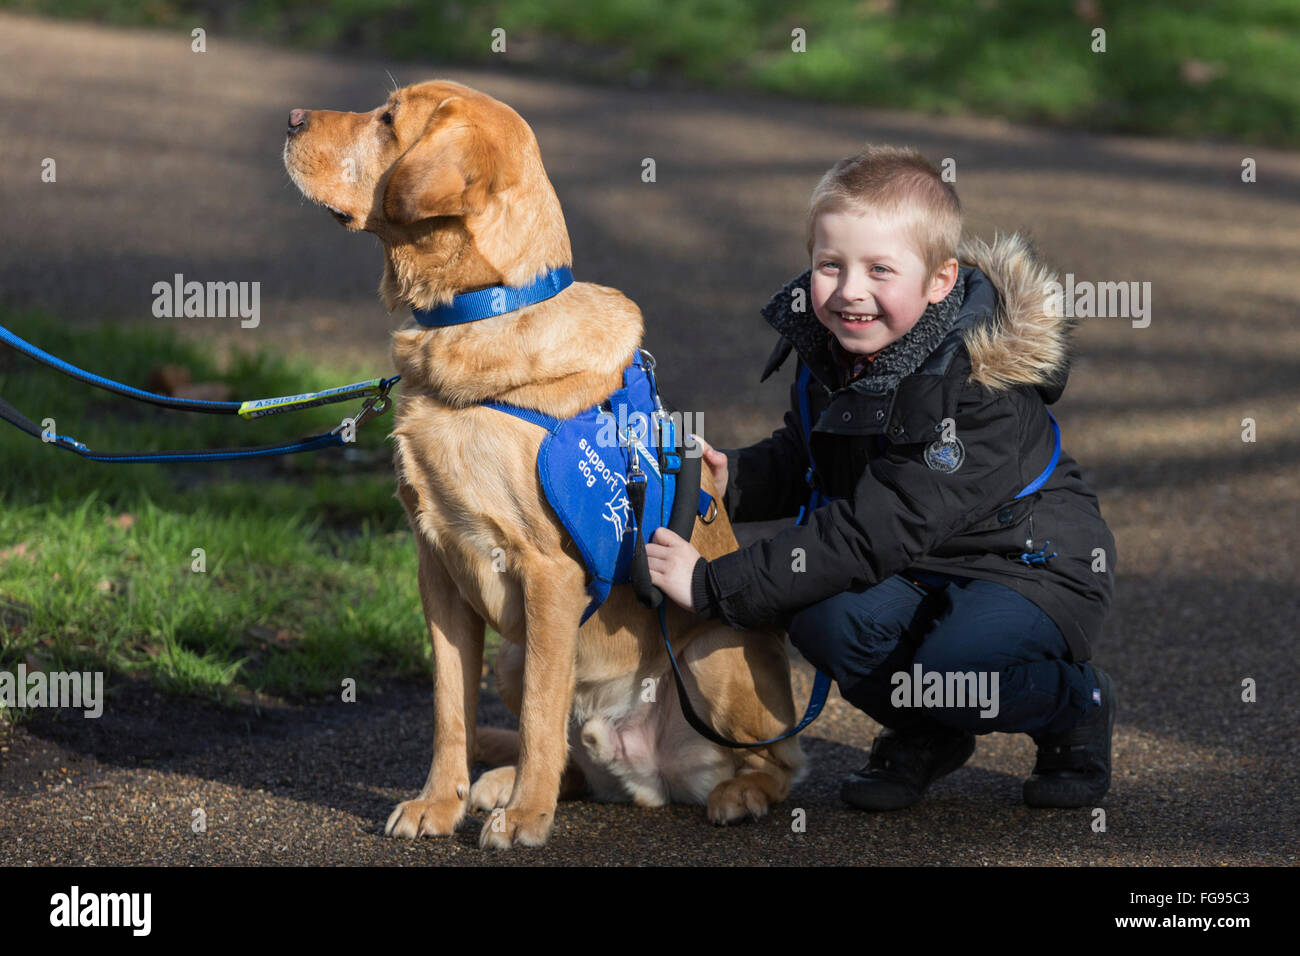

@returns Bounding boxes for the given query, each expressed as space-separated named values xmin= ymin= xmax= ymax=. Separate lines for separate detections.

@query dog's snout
xmin=287 ymin=109 xmax=308 ymax=134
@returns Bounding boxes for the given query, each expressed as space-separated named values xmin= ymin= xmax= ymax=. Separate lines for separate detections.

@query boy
xmin=647 ymin=145 xmax=1117 ymax=811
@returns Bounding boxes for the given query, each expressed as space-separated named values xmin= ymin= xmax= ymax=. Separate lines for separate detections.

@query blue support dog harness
xmin=484 ymin=348 xmax=715 ymax=624
xmin=794 ymin=362 xmax=1063 ymax=561
xmin=410 ymin=264 xmax=717 ymax=622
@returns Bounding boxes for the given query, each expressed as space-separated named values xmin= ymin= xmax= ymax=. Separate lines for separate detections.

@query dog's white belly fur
xmin=495 ymin=641 xmax=733 ymax=806
xmin=568 ymin=674 xmax=735 ymax=806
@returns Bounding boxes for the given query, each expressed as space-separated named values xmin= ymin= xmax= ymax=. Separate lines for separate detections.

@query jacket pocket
xmin=928 ymin=492 xmax=1039 ymax=559
xmin=963 ymin=492 xmax=1039 ymax=537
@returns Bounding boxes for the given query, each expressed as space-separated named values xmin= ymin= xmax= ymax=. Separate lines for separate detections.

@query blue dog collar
xmin=411 ymin=265 xmax=574 ymax=327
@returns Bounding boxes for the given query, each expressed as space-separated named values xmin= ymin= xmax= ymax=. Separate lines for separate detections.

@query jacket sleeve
xmin=721 ymin=404 xmax=810 ymax=524
xmin=700 ymin=386 xmax=1026 ymax=630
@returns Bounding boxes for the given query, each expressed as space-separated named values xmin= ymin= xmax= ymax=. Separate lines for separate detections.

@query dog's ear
xmin=382 ymin=96 xmax=510 ymax=225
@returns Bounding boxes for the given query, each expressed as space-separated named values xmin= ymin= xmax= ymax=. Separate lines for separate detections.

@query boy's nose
xmin=839 ymin=276 xmax=870 ymax=302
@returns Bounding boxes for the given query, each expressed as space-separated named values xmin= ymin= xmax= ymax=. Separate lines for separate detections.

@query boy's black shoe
xmin=1023 ymin=666 xmax=1115 ymax=808
xmin=841 ymin=724 xmax=976 ymax=811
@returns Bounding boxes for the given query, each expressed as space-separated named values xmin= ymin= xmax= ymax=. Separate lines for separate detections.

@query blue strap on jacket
xmin=794 ymin=362 xmax=1061 ymax=541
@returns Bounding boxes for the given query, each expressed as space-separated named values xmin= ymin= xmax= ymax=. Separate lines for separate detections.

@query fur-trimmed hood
xmin=758 ymin=232 xmax=1073 ymax=404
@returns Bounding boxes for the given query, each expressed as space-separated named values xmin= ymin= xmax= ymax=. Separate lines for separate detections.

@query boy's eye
xmin=871 ymin=265 xmax=890 ymax=274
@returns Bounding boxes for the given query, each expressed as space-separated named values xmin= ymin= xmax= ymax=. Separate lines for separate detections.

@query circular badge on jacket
xmin=924 ymin=435 xmax=965 ymax=473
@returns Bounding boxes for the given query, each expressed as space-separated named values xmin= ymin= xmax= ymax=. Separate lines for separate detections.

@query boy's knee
xmin=787 ymin=592 xmax=913 ymax=685
xmin=786 ymin=604 xmax=847 ymax=676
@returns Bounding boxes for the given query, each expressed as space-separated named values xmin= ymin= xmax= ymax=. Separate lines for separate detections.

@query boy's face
xmin=810 ymin=207 xmax=957 ymax=356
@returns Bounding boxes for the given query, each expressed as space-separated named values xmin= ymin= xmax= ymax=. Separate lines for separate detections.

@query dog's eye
xmin=381 ymin=111 xmax=394 ymax=125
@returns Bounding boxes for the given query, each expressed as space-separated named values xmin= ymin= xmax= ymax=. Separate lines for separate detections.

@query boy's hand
xmin=646 ymin=527 xmax=702 ymax=612
xmin=688 ymin=434 xmax=729 ymax=500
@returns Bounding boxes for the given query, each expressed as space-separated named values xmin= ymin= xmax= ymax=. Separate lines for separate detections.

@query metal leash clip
xmin=331 ymin=380 xmax=394 ymax=437
xmin=638 ymin=347 xmax=673 ymax=445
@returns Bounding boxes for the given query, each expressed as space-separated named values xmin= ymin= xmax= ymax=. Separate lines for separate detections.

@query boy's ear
xmin=382 ymin=97 xmax=511 ymax=224
xmin=927 ymin=258 xmax=960 ymax=303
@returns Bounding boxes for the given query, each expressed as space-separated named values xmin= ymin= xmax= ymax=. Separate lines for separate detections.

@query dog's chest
xmin=393 ymin=399 xmax=564 ymax=636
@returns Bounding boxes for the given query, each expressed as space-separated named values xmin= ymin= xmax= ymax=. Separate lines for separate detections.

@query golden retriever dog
xmin=284 ymin=79 xmax=805 ymax=848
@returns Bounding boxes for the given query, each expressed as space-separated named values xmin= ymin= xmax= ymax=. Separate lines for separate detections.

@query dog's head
xmin=284 ymin=79 xmax=571 ymax=310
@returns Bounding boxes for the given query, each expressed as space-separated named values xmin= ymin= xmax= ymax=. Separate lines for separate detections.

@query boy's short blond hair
xmin=805 ymin=145 xmax=962 ymax=286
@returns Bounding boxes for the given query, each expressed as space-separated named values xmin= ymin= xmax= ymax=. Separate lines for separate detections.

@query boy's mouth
xmin=836 ymin=310 xmax=879 ymax=325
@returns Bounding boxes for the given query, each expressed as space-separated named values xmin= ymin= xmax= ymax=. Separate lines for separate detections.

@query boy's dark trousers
xmin=788 ymin=570 xmax=1098 ymax=739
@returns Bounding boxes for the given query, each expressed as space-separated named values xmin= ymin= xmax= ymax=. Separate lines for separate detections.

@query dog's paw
xmin=706 ymin=773 xmax=778 ymax=825
xmin=384 ymin=796 xmax=466 ymax=839
xmin=477 ymin=805 xmax=555 ymax=849
xmin=469 ymin=766 xmax=516 ymax=811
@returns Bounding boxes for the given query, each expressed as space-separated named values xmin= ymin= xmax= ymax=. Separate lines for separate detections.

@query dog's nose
xmin=287 ymin=109 xmax=308 ymax=134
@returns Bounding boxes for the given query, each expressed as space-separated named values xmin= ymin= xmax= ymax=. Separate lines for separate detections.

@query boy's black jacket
xmin=692 ymin=233 xmax=1116 ymax=661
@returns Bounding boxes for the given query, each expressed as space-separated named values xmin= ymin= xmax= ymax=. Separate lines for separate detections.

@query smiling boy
xmin=648 ymin=145 xmax=1117 ymax=811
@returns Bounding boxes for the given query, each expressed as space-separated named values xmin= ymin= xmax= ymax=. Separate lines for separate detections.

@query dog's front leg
xmin=478 ymin=559 xmax=584 ymax=849
xmin=385 ymin=540 xmax=484 ymax=839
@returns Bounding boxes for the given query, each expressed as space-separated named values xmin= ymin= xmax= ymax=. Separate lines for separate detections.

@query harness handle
xmin=626 ymin=456 xmax=661 ymax=610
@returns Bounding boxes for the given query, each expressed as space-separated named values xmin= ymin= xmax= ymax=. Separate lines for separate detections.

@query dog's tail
xmin=474 ymin=726 xmax=519 ymax=766
xmin=474 ymin=726 xmax=588 ymax=799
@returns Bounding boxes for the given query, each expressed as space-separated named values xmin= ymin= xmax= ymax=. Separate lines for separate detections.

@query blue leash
xmin=658 ymin=602 xmax=833 ymax=749
xmin=0 ymin=322 xmax=399 ymax=463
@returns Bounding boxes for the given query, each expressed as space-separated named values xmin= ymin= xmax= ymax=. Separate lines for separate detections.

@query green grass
xmin=0 ymin=308 xmax=492 ymax=718
xmin=3 ymin=0 xmax=1298 ymax=146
